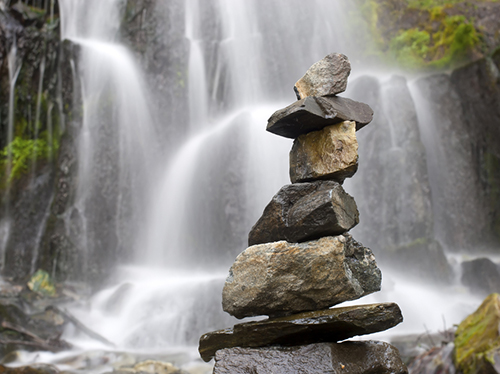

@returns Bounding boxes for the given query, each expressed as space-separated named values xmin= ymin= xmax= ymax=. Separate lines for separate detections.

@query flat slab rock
xmin=222 ymin=235 xmax=381 ymax=319
xmin=199 ymin=302 xmax=403 ymax=362
xmin=294 ymin=52 xmax=351 ymax=100
xmin=267 ymin=96 xmax=373 ymax=139
xmin=248 ymin=180 xmax=359 ymax=246
xmin=290 ymin=121 xmax=358 ymax=183
xmin=212 ymin=341 xmax=408 ymax=374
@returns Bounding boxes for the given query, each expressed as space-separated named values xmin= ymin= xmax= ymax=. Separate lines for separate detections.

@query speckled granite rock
xmin=222 ymin=235 xmax=381 ymax=319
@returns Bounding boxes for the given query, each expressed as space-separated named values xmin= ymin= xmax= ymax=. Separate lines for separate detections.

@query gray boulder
xmin=248 ymin=180 xmax=359 ymax=246
xmin=199 ymin=302 xmax=403 ymax=362
xmin=223 ymin=235 xmax=381 ymax=319
xmin=294 ymin=53 xmax=351 ymax=99
xmin=213 ymin=341 xmax=408 ymax=374
xmin=267 ymin=96 xmax=373 ymax=139
xmin=461 ymin=257 xmax=500 ymax=295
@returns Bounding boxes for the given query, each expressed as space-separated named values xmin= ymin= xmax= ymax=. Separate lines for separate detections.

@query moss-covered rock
xmin=354 ymin=0 xmax=500 ymax=70
xmin=454 ymin=293 xmax=500 ymax=374
xmin=27 ymin=269 xmax=56 ymax=297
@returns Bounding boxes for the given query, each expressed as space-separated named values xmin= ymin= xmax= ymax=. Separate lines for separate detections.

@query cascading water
xmin=53 ymin=0 xmax=369 ymax=359
xmin=11 ymin=1 xmax=494 ymax=371
xmin=58 ymin=0 xmax=157 ymax=281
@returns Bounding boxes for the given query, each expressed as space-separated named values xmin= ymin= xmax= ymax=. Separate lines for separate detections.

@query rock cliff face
xmin=0 ymin=0 xmax=499 ymax=288
xmin=120 ymin=0 xmax=189 ymax=153
xmin=0 ymin=1 xmax=76 ymax=282
xmin=347 ymin=53 xmax=500 ymax=281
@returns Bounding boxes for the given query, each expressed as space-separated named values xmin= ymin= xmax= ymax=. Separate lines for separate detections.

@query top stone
xmin=294 ymin=53 xmax=351 ymax=100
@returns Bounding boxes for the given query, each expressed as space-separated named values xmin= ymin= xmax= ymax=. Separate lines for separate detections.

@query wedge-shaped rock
xmin=223 ymin=235 xmax=381 ymax=319
xmin=248 ymin=180 xmax=358 ymax=246
xmin=213 ymin=342 xmax=408 ymax=374
xmin=294 ymin=52 xmax=351 ymax=99
xmin=200 ymin=303 xmax=403 ymax=362
xmin=290 ymin=121 xmax=358 ymax=183
xmin=267 ymin=96 xmax=373 ymax=139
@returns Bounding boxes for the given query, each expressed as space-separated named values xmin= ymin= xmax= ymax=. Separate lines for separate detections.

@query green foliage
xmin=390 ymin=29 xmax=431 ymax=68
xmin=0 ymin=132 xmax=58 ymax=184
xmin=408 ymin=0 xmax=463 ymax=9
xmin=389 ymin=13 xmax=479 ymax=69
xmin=27 ymin=269 xmax=56 ymax=297
xmin=430 ymin=15 xmax=480 ymax=68
xmin=354 ymin=0 xmax=492 ymax=70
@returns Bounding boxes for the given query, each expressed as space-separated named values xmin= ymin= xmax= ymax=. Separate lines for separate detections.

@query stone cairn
xmin=198 ymin=53 xmax=408 ymax=374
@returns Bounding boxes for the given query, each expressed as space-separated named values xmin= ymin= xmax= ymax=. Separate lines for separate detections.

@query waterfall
xmin=58 ymin=0 xmax=157 ymax=280
xmin=19 ymin=0 xmax=490 ymax=370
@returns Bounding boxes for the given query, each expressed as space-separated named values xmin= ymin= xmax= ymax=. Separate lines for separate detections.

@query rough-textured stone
xmin=294 ymin=53 xmax=351 ymax=99
xmin=289 ymin=121 xmax=358 ymax=183
xmin=222 ymin=235 xmax=381 ymax=319
xmin=213 ymin=341 xmax=408 ymax=374
xmin=455 ymin=293 xmax=500 ymax=374
xmin=248 ymin=180 xmax=358 ymax=245
xmin=267 ymin=96 xmax=373 ymax=138
xmin=199 ymin=302 xmax=403 ymax=362
xmin=461 ymin=258 xmax=500 ymax=295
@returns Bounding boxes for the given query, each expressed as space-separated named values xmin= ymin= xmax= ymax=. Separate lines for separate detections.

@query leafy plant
xmin=0 ymin=132 xmax=58 ymax=184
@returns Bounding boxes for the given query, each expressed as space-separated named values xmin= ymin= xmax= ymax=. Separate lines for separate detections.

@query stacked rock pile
xmin=199 ymin=53 xmax=408 ymax=374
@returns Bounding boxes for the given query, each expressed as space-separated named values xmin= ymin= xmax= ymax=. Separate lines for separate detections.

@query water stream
xmin=5 ymin=0 xmax=494 ymax=372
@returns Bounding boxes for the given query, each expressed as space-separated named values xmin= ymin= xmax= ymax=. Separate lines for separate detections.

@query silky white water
xmin=7 ymin=1 xmax=492 ymax=371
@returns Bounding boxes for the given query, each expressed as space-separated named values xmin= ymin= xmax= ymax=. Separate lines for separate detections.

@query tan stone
xmin=289 ymin=120 xmax=358 ymax=183
xmin=222 ymin=235 xmax=381 ymax=319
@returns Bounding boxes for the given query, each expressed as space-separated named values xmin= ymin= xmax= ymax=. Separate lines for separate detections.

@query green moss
xmin=0 ymin=131 xmax=59 ymax=185
xmin=388 ymin=13 xmax=479 ymax=69
xmin=353 ymin=0 xmax=491 ymax=70
xmin=454 ymin=294 xmax=500 ymax=374
xmin=390 ymin=28 xmax=431 ymax=68
xmin=27 ymin=269 xmax=56 ymax=297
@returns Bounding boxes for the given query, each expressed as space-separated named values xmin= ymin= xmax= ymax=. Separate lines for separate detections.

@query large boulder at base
xmin=266 ymin=96 xmax=373 ymax=138
xmin=461 ymin=257 xmax=500 ymax=295
xmin=248 ymin=180 xmax=359 ymax=246
xmin=222 ymin=235 xmax=381 ymax=319
xmin=454 ymin=293 xmax=500 ymax=374
xmin=213 ymin=341 xmax=408 ymax=374
xmin=199 ymin=302 xmax=403 ymax=362
xmin=294 ymin=53 xmax=351 ymax=99
xmin=290 ymin=121 xmax=358 ymax=183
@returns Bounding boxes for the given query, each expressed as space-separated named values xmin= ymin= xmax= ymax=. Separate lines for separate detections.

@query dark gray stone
xmin=212 ymin=341 xmax=408 ymax=374
xmin=248 ymin=180 xmax=358 ymax=246
xmin=461 ymin=257 xmax=500 ymax=295
xmin=381 ymin=239 xmax=453 ymax=285
xmin=223 ymin=235 xmax=381 ymax=319
xmin=199 ymin=302 xmax=403 ymax=362
xmin=294 ymin=52 xmax=351 ymax=99
xmin=267 ymin=95 xmax=373 ymax=139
